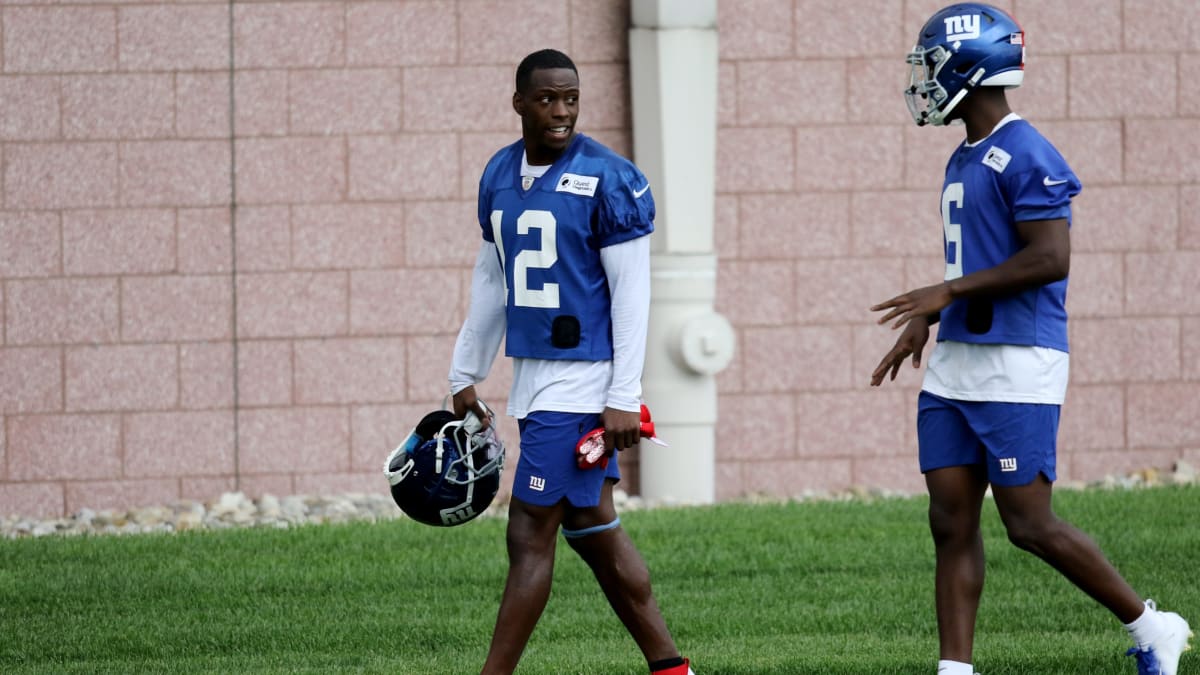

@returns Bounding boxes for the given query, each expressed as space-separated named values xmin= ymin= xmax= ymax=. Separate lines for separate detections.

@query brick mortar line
xmin=226 ymin=0 xmax=241 ymax=491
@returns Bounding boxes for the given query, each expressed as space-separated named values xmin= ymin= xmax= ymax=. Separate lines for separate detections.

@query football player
xmin=870 ymin=4 xmax=1192 ymax=675
xmin=447 ymin=49 xmax=694 ymax=675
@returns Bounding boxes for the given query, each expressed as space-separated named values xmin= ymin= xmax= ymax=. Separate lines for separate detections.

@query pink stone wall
xmin=1 ymin=0 xmax=1196 ymax=518
xmin=713 ymin=0 xmax=1200 ymax=499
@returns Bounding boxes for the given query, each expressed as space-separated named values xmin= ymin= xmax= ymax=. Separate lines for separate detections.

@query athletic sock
xmin=1124 ymin=600 xmax=1167 ymax=648
xmin=937 ymin=659 xmax=974 ymax=675
xmin=649 ymin=656 xmax=690 ymax=675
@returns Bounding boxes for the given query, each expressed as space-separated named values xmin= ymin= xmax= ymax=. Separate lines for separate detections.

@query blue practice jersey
xmin=937 ymin=118 xmax=1080 ymax=351
xmin=477 ymin=134 xmax=654 ymax=361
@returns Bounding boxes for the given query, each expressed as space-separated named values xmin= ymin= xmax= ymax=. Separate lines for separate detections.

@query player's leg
xmin=979 ymin=400 xmax=1192 ymax=673
xmin=480 ymin=496 xmax=565 ymax=675
xmin=991 ymin=475 xmax=1144 ymax=618
xmin=926 ymin=464 xmax=989 ymax=667
xmin=991 ymin=477 xmax=1193 ymax=674
xmin=973 ymin=400 xmax=1144 ymax=620
xmin=480 ymin=412 xmax=578 ymax=675
xmin=563 ymin=479 xmax=687 ymax=671
xmin=918 ymin=392 xmax=990 ymax=669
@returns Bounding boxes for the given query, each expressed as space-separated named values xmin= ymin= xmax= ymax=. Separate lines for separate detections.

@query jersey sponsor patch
xmin=981 ymin=145 xmax=1012 ymax=173
xmin=555 ymin=172 xmax=599 ymax=197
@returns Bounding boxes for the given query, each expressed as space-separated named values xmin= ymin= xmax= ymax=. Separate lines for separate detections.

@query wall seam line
xmin=227 ymin=0 xmax=241 ymax=491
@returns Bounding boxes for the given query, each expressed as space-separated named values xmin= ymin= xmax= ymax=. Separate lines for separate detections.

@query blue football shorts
xmin=917 ymin=391 xmax=1059 ymax=487
xmin=511 ymin=411 xmax=621 ymax=508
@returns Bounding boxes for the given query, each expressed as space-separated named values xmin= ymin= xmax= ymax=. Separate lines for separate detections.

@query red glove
xmin=576 ymin=404 xmax=668 ymax=470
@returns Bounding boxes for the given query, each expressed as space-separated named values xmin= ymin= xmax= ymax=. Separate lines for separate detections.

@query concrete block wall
xmin=712 ymin=0 xmax=1200 ymax=498
xmin=0 ymin=0 xmax=1196 ymax=517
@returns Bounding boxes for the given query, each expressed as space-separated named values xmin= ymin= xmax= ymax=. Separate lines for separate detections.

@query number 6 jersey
xmin=477 ymin=133 xmax=655 ymax=361
xmin=936 ymin=113 xmax=1081 ymax=352
xmin=922 ymin=113 xmax=1081 ymax=404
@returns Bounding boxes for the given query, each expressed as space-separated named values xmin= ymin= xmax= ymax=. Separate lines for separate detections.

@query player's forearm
xmin=601 ymin=236 xmax=650 ymax=412
xmin=946 ymin=238 xmax=1068 ymax=301
xmin=607 ymin=328 xmax=646 ymax=412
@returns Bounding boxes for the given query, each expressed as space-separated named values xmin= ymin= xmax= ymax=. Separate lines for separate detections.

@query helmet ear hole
xmin=415 ymin=410 xmax=456 ymax=441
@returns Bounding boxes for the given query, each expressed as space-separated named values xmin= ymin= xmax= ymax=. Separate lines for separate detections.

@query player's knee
xmin=927 ymin=504 xmax=975 ymax=546
xmin=1004 ymin=525 xmax=1039 ymax=552
xmin=506 ymin=531 xmax=555 ymax=565
xmin=562 ymin=517 xmax=621 ymax=563
xmin=505 ymin=514 xmax=560 ymax=559
xmin=1002 ymin=515 xmax=1055 ymax=553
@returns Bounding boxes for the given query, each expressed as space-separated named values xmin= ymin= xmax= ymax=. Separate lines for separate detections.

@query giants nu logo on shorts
xmin=529 ymin=475 xmax=546 ymax=492
xmin=999 ymin=457 xmax=1018 ymax=473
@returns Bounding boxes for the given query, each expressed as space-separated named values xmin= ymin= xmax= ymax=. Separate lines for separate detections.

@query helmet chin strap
xmin=433 ymin=420 xmax=462 ymax=474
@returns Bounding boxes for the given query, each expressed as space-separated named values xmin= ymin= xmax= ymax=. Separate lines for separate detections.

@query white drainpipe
xmin=630 ymin=0 xmax=733 ymax=504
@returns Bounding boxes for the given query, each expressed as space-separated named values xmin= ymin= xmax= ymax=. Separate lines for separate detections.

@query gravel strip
xmin=3 ymin=461 xmax=1193 ymax=539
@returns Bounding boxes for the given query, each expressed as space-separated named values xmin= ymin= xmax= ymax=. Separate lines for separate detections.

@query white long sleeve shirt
xmin=448 ymin=235 xmax=650 ymax=418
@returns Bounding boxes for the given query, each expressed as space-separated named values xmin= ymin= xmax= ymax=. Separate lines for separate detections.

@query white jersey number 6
xmin=941 ymin=182 xmax=964 ymax=281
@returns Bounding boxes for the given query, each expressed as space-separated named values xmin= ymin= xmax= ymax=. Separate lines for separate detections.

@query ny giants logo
xmin=999 ymin=457 xmax=1018 ymax=473
xmin=943 ymin=14 xmax=981 ymax=42
xmin=529 ymin=475 xmax=546 ymax=492
xmin=441 ymin=504 xmax=477 ymax=525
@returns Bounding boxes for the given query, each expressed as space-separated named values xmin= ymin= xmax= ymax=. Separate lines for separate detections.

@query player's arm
xmin=599 ymin=234 xmax=650 ymax=452
xmin=946 ymin=216 xmax=1069 ymax=299
xmin=872 ymin=218 xmax=1069 ymax=329
xmin=449 ymin=241 xmax=507 ymax=424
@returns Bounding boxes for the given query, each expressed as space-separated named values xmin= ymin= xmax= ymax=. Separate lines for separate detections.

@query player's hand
xmin=601 ymin=407 xmax=641 ymax=454
xmin=871 ymin=282 xmax=953 ymax=329
xmin=451 ymin=385 xmax=491 ymax=430
xmin=870 ymin=319 xmax=930 ymax=386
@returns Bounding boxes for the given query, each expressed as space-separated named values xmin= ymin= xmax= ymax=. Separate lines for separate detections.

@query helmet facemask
xmin=436 ymin=417 xmax=504 ymax=487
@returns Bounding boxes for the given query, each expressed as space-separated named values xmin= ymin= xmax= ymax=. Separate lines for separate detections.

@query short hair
xmin=515 ymin=49 xmax=578 ymax=93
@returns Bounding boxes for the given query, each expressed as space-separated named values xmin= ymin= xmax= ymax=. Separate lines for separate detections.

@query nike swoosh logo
xmin=1043 ymin=176 xmax=1069 ymax=186
xmin=632 ymin=183 xmax=650 ymax=198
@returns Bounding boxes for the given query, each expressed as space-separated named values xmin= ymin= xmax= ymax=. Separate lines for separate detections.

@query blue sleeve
xmin=594 ymin=164 xmax=655 ymax=248
xmin=1007 ymin=135 xmax=1081 ymax=223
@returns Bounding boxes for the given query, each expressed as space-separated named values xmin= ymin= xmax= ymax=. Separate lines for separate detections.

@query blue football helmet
xmin=905 ymin=3 xmax=1025 ymax=126
xmin=383 ymin=402 xmax=505 ymax=527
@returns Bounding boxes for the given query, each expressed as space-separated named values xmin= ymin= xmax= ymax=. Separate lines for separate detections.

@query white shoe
xmin=1127 ymin=600 xmax=1193 ymax=675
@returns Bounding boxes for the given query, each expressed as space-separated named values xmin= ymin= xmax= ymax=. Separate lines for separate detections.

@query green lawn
xmin=1 ymin=486 xmax=1196 ymax=674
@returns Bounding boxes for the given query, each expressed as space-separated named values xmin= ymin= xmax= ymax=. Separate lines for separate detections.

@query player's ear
xmin=512 ymin=91 xmax=524 ymax=116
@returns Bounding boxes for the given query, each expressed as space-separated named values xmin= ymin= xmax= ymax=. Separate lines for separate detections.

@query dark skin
xmin=457 ymin=66 xmax=642 ymax=452
xmin=455 ymin=64 xmax=680 ymax=675
xmin=870 ymin=87 xmax=1146 ymax=664
xmin=513 ymin=66 xmax=579 ymax=165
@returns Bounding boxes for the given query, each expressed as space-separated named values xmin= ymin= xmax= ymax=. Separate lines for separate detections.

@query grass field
xmin=1 ymin=486 xmax=1196 ymax=674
